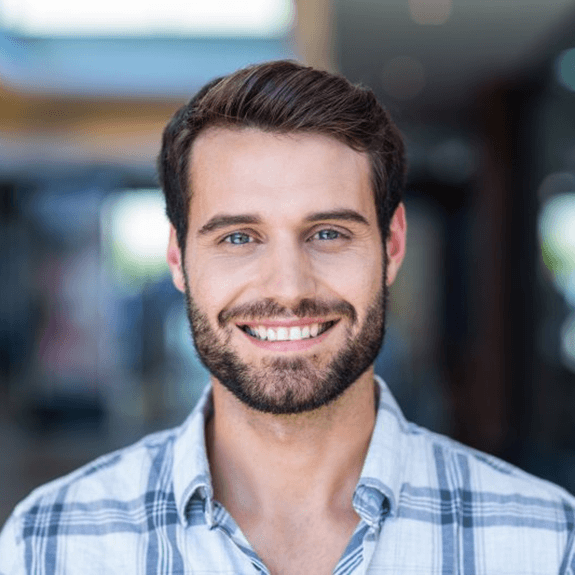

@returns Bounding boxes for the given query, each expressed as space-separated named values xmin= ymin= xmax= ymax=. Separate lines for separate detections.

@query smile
xmin=239 ymin=321 xmax=337 ymax=342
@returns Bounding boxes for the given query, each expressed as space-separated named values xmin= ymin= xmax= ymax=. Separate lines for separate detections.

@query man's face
xmin=168 ymin=128 xmax=405 ymax=414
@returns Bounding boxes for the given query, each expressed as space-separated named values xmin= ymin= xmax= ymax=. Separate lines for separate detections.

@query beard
xmin=183 ymin=274 xmax=387 ymax=415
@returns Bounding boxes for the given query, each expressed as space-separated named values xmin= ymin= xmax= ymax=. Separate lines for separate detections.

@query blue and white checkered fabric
xmin=1 ymin=376 xmax=575 ymax=574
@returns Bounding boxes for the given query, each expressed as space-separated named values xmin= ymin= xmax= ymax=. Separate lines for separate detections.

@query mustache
xmin=218 ymin=298 xmax=357 ymax=327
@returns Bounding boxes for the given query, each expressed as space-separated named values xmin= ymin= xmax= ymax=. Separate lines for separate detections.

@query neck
xmin=206 ymin=369 xmax=377 ymax=519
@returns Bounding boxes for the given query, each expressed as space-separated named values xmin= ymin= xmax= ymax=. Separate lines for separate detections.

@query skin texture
xmin=167 ymin=128 xmax=406 ymax=575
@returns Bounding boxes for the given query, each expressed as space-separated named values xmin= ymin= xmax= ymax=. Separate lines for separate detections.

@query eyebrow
xmin=198 ymin=214 xmax=262 ymax=235
xmin=197 ymin=209 xmax=369 ymax=236
xmin=304 ymin=209 xmax=369 ymax=226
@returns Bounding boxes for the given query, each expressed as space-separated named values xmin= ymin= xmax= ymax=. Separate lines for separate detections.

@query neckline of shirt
xmin=172 ymin=375 xmax=407 ymax=527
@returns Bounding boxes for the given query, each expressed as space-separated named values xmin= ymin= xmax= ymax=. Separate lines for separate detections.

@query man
xmin=1 ymin=60 xmax=574 ymax=575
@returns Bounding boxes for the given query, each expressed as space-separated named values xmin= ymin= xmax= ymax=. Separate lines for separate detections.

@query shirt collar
xmin=172 ymin=383 xmax=215 ymax=527
xmin=353 ymin=375 xmax=408 ymax=527
xmin=172 ymin=375 xmax=407 ymax=528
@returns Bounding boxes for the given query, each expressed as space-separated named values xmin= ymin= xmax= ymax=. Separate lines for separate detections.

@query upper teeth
xmin=243 ymin=322 xmax=331 ymax=341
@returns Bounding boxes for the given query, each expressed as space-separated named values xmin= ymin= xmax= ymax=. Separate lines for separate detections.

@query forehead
xmin=187 ymin=127 xmax=375 ymax=227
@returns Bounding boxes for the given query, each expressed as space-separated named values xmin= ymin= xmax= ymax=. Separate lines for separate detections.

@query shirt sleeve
xmin=0 ymin=511 xmax=26 ymax=575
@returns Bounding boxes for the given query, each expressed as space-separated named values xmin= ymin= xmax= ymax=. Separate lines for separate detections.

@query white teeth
xmin=289 ymin=327 xmax=302 ymax=340
xmin=276 ymin=327 xmax=289 ymax=341
xmin=245 ymin=322 xmax=331 ymax=341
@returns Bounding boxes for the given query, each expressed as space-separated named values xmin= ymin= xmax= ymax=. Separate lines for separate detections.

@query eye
xmin=223 ymin=231 xmax=253 ymax=245
xmin=312 ymin=228 xmax=343 ymax=241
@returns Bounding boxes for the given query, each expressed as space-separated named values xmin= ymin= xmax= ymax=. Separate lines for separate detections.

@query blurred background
xmin=1 ymin=0 xmax=575 ymax=526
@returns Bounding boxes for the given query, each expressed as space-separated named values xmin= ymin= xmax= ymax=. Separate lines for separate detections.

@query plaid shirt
xmin=2 ymin=376 xmax=575 ymax=574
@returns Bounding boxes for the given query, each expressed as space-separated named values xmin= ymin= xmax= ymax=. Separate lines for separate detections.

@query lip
xmin=237 ymin=321 xmax=337 ymax=352
xmin=237 ymin=317 xmax=334 ymax=329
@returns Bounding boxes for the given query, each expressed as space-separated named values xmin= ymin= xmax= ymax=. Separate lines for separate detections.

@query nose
xmin=260 ymin=237 xmax=316 ymax=307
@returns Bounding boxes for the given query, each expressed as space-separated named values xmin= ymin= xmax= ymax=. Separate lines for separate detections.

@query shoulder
xmin=0 ymin=425 xmax=188 ymax=573
xmin=7 ymin=425 xmax=180 ymax=531
xmin=376 ymin=376 xmax=575 ymax=527
xmin=386 ymin=425 xmax=575 ymax=572
xmin=414 ymin=425 xmax=575 ymax=507
xmin=404 ymin=424 xmax=575 ymax=551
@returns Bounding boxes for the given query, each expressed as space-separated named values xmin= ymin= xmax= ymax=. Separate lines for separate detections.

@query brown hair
xmin=158 ymin=60 xmax=406 ymax=252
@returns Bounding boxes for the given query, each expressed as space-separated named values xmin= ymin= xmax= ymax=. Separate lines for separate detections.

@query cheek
xmin=187 ymin=257 xmax=252 ymax=317
xmin=316 ymin=249 xmax=383 ymax=299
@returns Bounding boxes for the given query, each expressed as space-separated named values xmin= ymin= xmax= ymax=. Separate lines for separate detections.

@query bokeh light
xmin=556 ymin=48 xmax=575 ymax=92
xmin=539 ymin=189 xmax=575 ymax=374
xmin=101 ymin=189 xmax=170 ymax=289
xmin=539 ymin=193 xmax=575 ymax=294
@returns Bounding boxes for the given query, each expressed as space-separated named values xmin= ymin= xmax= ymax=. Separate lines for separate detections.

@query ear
xmin=167 ymin=225 xmax=186 ymax=293
xmin=385 ymin=203 xmax=407 ymax=286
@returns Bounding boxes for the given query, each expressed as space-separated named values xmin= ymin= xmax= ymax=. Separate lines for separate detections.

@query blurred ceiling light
xmin=0 ymin=0 xmax=295 ymax=37
xmin=556 ymin=48 xmax=575 ymax=92
xmin=408 ymin=0 xmax=452 ymax=26
xmin=101 ymin=189 xmax=170 ymax=288
xmin=539 ymin=193 xmax=575 ymax=297
xmin=381 ymin=56 xmax=426 ymax=100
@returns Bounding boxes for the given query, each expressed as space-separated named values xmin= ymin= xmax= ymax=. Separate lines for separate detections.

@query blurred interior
xmin=2 ymin=0 xmax=575 ymax=526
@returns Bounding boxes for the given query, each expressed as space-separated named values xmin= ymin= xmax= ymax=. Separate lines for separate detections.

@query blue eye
xmin=314 ymin=229 xmax=340 ymax=240
xmin=224 ymin=232 xmax=252 ymax=245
